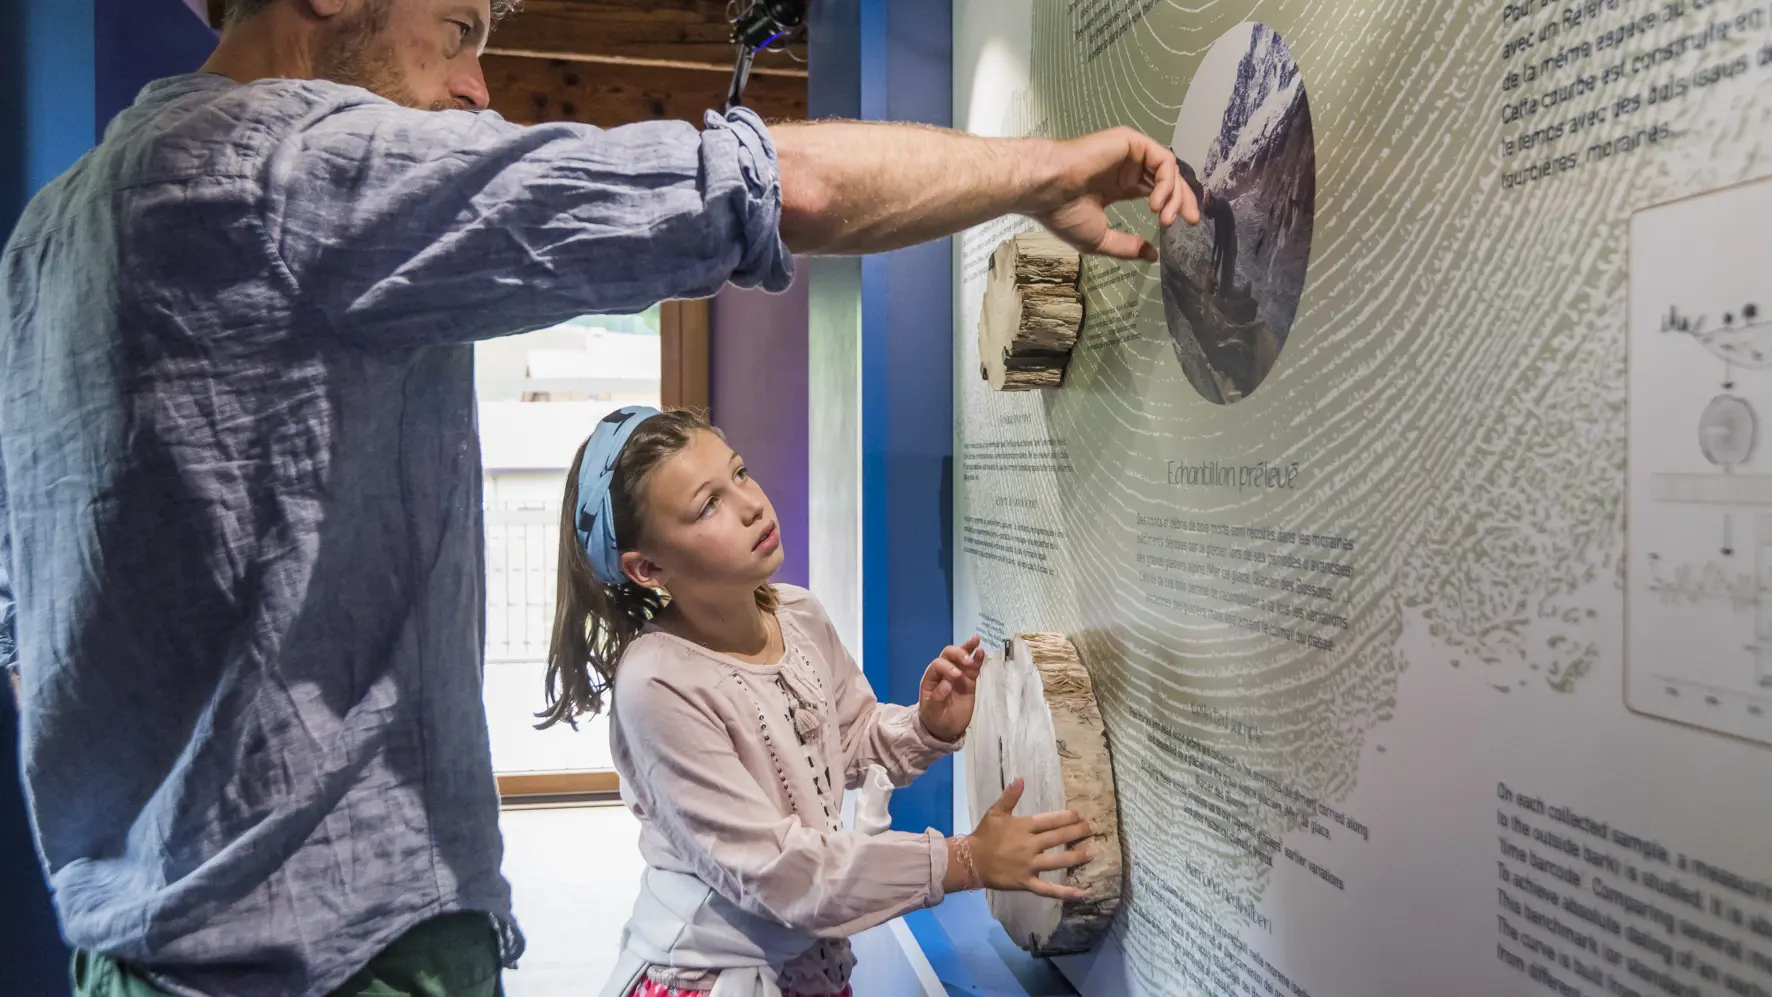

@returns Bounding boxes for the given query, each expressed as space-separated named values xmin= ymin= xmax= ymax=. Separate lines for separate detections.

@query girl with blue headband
xmin=543 ymin=406 xmax=1099 ymax=997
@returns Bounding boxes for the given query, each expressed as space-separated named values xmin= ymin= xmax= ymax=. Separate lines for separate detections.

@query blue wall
xmin=12 ymin=0 xmax=94 ymax=224
xmin=864 ymin=0 xmax=958 ymax=838
xmin=4 ymin=0 xmax=93 ymax=987
xmin=837 ymin=0 xmax=959 ymax=838
xmin=810 ymin=0 xmax=956 ymax=836
xmin=96 ymin=0 xmax=219 ymax=139
xmin=814 ymin=8 xmax=1075 ymax=996
xmin=3 ymin=1 xmax=94 ymax=987
xmin=2 ymin=1 xmax=213 ymax=991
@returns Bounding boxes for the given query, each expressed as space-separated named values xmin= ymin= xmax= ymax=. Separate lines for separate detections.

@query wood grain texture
xmin=496 ymin=769 xmax=620 ymax=799
xmin=978 ymin=233 xmax=1085 ymax=391
xmin=489 ymin=0 xmax=803 ymax=74
xmin=484 ymin=54 xmax=807 ymax=128
xmin=660 ymin=299 xmax=710 ymax=414
xmin=968 ymin=633 xmax=1123 ymax=955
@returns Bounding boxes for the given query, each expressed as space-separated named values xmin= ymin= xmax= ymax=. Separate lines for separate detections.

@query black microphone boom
xmin=724 ymin=0 xmax=808 ymax=111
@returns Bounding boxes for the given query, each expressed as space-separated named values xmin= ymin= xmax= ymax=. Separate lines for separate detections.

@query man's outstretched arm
xmin=773 ymin=121 xmax=1201 ymax=260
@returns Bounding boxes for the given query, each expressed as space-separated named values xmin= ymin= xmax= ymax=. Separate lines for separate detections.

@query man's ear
xmin=620 ymin=550 xmax=667 ymax=591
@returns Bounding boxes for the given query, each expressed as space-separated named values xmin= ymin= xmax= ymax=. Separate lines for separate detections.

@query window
xmin=477 ymin=309 xmax=662 ymax=790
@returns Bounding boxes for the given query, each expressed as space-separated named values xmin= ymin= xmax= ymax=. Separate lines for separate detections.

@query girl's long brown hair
xmin=538 ymin=408 xmax=777 ymax=729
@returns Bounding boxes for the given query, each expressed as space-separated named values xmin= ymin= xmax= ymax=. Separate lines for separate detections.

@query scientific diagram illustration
xmin=1627 ymin=177 xmax=1772 ymax=747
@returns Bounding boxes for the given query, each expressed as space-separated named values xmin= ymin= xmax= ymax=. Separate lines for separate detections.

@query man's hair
xmin=225 ymin=0 xmax=524 ymax=25
xmin=223 ymin=0 xmax=275 ymax=20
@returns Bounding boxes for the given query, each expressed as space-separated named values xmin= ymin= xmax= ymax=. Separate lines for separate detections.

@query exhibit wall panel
xmin=952 ymin=3 xmax=1772 ymax=996
xmin=808 ymin=0 xmax=865 ymax=655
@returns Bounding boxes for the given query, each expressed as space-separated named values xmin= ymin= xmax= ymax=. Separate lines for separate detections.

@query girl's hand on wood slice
xmin=918 ymin=635 xmax=984 ymax=743
xmin=966 ymin=777 xmax=1095 ymax=900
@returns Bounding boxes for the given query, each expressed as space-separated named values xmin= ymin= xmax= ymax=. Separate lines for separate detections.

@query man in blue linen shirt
xmin=0 ymin=1 xmax=1198 ymax=995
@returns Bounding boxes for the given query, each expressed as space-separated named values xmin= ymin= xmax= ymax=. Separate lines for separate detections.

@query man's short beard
xmin=315 ymin=0 xmax=444 ymax=110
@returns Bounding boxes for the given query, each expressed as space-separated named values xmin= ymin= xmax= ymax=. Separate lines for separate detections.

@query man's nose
xmin=453 ymin=59 xmax=491 ymax=111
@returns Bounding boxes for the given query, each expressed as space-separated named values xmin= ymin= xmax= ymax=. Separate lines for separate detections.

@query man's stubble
xmin=315 ymin=0 xmax=451 ymax=111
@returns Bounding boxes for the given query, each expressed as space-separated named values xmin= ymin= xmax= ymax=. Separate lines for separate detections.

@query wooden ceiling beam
xmin=483 ymin=54 xmax=808 ymax=129
xmin=487 ymin=0 xmax=802 ymax=77
xmin=204 ymin=1 xmax=810 ymax=126
xmin=483 ymin=47 xmax=806 ymax=78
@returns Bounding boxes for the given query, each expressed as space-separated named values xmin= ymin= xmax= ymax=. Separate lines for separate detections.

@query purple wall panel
xmin=709 ymin=262 xmax=811 ymax=589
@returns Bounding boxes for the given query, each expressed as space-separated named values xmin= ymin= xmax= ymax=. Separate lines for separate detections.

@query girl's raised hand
xmin=918 ymin=635 xmax=985 ymax=742
xmin=960 ymin=778 xmax=1095 ymax=900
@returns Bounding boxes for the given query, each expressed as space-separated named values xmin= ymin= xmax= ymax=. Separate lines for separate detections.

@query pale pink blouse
xmin=608 ymin=585 xmax=957 ymax=994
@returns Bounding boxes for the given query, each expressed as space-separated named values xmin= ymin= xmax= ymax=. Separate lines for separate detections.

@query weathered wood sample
xmin=967 ymin=633 xmax=1123 ymax=954
xmin=977 ymin=233 xmax=1086 ymax=391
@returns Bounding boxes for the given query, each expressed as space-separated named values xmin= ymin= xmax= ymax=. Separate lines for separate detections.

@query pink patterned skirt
xmin=631 ymin=979 xmax=854 ymax=997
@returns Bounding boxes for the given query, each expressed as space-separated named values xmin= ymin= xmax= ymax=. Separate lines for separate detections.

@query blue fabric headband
xmin=574 ymin=405 xmax=662 ymax=586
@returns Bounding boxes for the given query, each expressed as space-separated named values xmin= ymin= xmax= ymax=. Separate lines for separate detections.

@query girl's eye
xmin=452 ymin=21 xmax=472 ymax=44
xmin=699 ymin=497 xmax=718 ymax=519
xmin=735 ymin=465 xmax=749 ymax=483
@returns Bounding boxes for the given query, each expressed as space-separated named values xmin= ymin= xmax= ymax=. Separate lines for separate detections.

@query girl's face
xmin=621 ymin=430 xmax=784 ymax=595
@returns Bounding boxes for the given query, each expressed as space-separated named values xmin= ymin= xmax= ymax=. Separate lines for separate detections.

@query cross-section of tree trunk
xmin=977 ymin=234 xmax=1085 ymax=391
xmin=967 ymin=632 xmax=1123 ymax=954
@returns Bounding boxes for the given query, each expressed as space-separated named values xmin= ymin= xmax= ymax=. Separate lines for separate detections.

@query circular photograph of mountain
xmin=1161 ymin=23 xmax=1316 ymax=405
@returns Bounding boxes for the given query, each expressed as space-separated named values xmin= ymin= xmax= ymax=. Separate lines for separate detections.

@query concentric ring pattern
xmin=954 ymin=0 xmax=1772 ymax=990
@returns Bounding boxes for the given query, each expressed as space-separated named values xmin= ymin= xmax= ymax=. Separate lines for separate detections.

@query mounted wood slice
xmin=967 ymin=633 xmax=1123 ymax=955
xmin=977 ymin=233 xmax=1085 ymax=391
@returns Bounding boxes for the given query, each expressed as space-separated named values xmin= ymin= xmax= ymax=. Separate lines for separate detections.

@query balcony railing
xmin=486 ymin=504 xmax=560 ymax=664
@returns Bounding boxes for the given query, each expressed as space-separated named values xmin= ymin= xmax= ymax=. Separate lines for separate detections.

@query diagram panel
xmin=1627 ymin=176 xmax=1772 ymax=745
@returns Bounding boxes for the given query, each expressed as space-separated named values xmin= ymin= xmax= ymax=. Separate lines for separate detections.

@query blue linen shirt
xmin=0 ymin=72 xmax=792 ymax=997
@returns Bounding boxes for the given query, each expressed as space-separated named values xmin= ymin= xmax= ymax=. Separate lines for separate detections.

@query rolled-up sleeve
xmin=805 ymin=605 xmax=958 ymax=790
xmin=262 ymin=101 xmax=793 ymax=347
xmin=623 ymin=675 xmax=947 ymax=938
xmin=832 ymin=653 xmax=959 ymax=791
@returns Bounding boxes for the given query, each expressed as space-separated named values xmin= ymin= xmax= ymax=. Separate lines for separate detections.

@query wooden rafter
xmin=204 ymin=1 xmax=809 ymax=127
xmin=488 ymin=0 xmax=804 ymax=77
xmin=483 ymin=54 xmax=806 ymax=128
